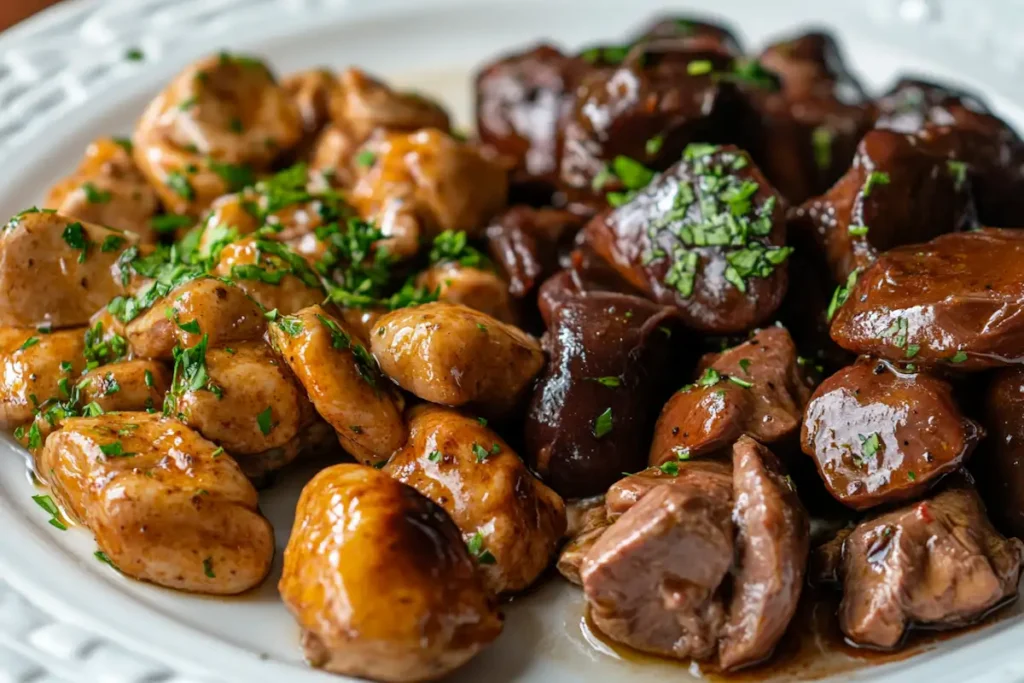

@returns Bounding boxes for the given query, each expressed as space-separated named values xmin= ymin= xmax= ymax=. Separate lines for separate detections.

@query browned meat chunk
xmin=560 ymin=48 xmax=761 ymax=198
xmin=751 ymin=31 xmax=874 ymax=204
xmin=485 ymin=206 xmax=583 ymax=298
xmin=585 ymin=145 xmax=790 ymax=333
xmin=632 ymin=17 xmax=743 ymax=55
xmin=829 ymin=229 xmax=1024 ymax=369
xmin=874 ymin=77 xmax=1024 ymax=226
xmin=557 ymin=499 xmax=611 ymax=586
xmin=835 ymin=480 xmax=1022 ymax=649
xmin=802 ymin=358 xmax=982 ymax=510
xmin=581 ymin=437 xmax=806 ymax=670
xmin=719 ymin=436 xmax=809 ymax=670
xmin=475 ymin=45 xmax=581 ymax=200
xmin=972 ymin=367 xmax=1024 ymax=538
xmin=524 ymin=293 xmax=682 ymax=498
xmin=790 ymin=129 xmax=976 ymax=282
xmin=650 ymin=326 xmax=815 ymax=466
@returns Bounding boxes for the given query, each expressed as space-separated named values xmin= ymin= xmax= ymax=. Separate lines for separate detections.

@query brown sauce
xmin=579 ymin=586 xmax=1021 ymax=681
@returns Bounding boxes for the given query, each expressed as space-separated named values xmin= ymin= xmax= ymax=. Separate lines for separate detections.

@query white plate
xmin=2 ymin=1 xmax=1024 ymax=682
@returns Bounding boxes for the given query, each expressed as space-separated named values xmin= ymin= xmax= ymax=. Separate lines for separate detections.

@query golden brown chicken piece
xmin=78 ymin=359 xmax=171 ymax=413
xmin=43 ymin=138 xmax=161 ymax=240
xmin=164 ymin=341 xmax=325 ymax=478
xmin=349 ymin=129 xmax=508 ymax=259
xmin=338 ymin=306 xmax=386 ymax=345
xmin=268 ymin=305 xmax=405 ymax=466
xmin=385 ymin=405 xmax=566 ymax=595
xmin=211 ymin=237 xmax=325 ymax=314
xmin=0 ymin=211 xmax=137 ymax=329
xmin=416 ymin=262 xmax=517 ymax=324
xmin=39 ymin=412 xmax=274 ymax=594
xmin=132 ymin=52 xmax=302 ymax=216
xmin=283 ymin=68 xmax=340 ymax=145
xmin=371 ymin=302 xmax=543 ymax=415
xmin=125 ymin=277 xmax=267 ymax=360
xmin=279 ymin=464 xmax=502 ymax=682
xmin=0 ymin=327 xmax=86 ymax=429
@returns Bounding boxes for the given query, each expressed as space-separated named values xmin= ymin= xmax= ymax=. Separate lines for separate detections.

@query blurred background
xmin=1 ymin=0 xmax=58 ymax=31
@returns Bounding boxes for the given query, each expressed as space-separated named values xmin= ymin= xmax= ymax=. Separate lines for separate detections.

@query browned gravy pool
xmin=580 ymin=587 xmax=1021 ymax=681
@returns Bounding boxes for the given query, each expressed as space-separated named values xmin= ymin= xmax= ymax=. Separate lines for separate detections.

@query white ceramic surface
xmin=2 ymin=0 xmax=1024 ymax=681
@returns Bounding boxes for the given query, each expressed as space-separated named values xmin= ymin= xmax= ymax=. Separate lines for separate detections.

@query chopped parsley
xmin=811 ymin=126 xmax=833 ymax=170
xmin=427 ymin=450 xmax=442 ymax=462
xmin=645 ymin=134 xmax=664 ymax=156
xmin=125 ymin=47 xmax=144 ymax=61
xmin=100 ymin=441 xmax=134 ymax=457
xmin=165 ymin=172 xmax=194 ymax=200
xmin=82 ymin=182 xmax=112 ymax=204
xmin=18 ymin=336 xmax=39 ymax=351
xmin=101 ymin=235 xmax=125 ymax=252
xmin=150 ymin=214 xmax=194 ymax=233
xmin=429 ymin=230 xmax=484 ymax=268
xmin=738 ymin=358 xmax=751 ymax=374
xmin=144 ymin=369 xmax=155 ymax=388
xmin=687 ymin=60 xmax=713 ymax=76
xmin=32 ymin=494 xmax=66 ymax=530
xmin=256 ymin=407 xmax=274 ymax=435
xmin=203 ymin=557 xmax=216 ymax=578
xmin=947 ymin=160 xmax=968 ymax=192
xmin=590 ymin=376 xmax=622 ymax=388
xmin=848 ymin=225 xmax=870 ymax=237
xmin=62 ymin=222 xmax=89 ymax=262
xmin=593 ymin=408 xmax=613 ymax=439
xmin=906 ymin=344 xmax=920 ymax=359
xmin=827 ymin=269 xmax=860 ymax=321
xmin=858 ymin=433 xmax=881 ymax=463
xmin=950 ymin=350 xmax=968 ymax=364
xmin=355 ymin=150 xmax=376 ymax=168
xmin=659 ymin=461 xmax=680 ymax=476
xmin=275 ymin=315 xmax=304 ymax=337
xmin=862 ymin=171 xmax=891 ymax=197
xmin=472 ymin=442 xmax=500 ymax=463
xmin=466 ymin=531 xmax=496 ymax=564
xmin=728 ymin=376 xmax=753 ymax=388
xmin=94 ymin=551 xmax=119 ymax=569
xmin=907 ymin=471 xmax=917 ymax=481
xmin=209 ymin=161 xmax=255 ymax=192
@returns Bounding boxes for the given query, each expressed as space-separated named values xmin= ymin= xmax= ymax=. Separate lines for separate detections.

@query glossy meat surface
xmin=525 ymin=292 xmax=682 ymax=498
xmin=44 ymin=138 xmax=161 ymax=240
xmin=790 ymin=129 xmax=976 ymax=282
xmin=0 ymin=211 xmax=137 ymax=329
xmin=829 ymin=229 xmax=1024 ymax=369
xmin=371 ymin=302 xmax=543 ymax=415
xmin=649 ymin=326 xmax=815 ymax=466
xmin=585 ymin=145 xmax=790 ymax=333
xmin=39 ymin=412 xmax=274 ymax=594
xmin=836 ymin=480 xmax=1022 ymax=649
xmin=485 ymin=206 xmax=583 ymax=299
xmin=416 ymin=262 xmax=517 ymax=324
xmin=268 ymin=305 xmax=405 ymax=466
xmin=212 ymin=237 xmax=326 ymax=314
xmin=801 ymin=358 xmax=981 ymax=510
xmin=385 ymin=404 xmax=566 ymax=595
xmin=279 ymin=464 xmax=502 ymax=682
xmin=972 ymin=367 xmax=1024 ymax=538
xmin=78 ymin=359 xmax=170 ymax=414
xmin=126 ymin=277 xmax=267 ymax=360
xmin=0 ymin=327 xmax=85 ymax=429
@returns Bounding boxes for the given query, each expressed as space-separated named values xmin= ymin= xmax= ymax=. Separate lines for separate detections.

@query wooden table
xmin=1 ymin=0 xmax=61 ymax=32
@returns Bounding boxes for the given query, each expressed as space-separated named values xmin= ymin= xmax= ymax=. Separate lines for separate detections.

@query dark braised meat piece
xmin=972 ymin=367 xmax=1024 ymax=539
xmin=557 ymin=500 xmax=611 ymax=586
xmin=580 ymin=436 xmax=807 ymax=671
xmin=751 ymin=31 xmax=874 ymax=204
xmin=475 ymin=44 xmax=580 ymax=200
xmin=524 ymin=293 xmax=682 ymax=498
xmin=829 ymin=229 xmax=1024 ymax=369
xmin=632 ymin=16 xmax=743 ymax=55
xmin=585 ymin=144 xmax=791 ymax=333
xmin=535 ymin=247 xmax=645 ymax=327
xmin=801 ymin=358 xmax=983 ymax=510
xmin=485 ymin=206 xmax=584 ymax=299
xmin=650 ymin=327 xmax=815 ymax=467
xmin=835 ymin=480 xmax=1022 ymax=649
xmin=719 ymin=436 xmax=809 ymax=670
xmin=875 ymin=77 xmax=1024 ymax=226
xmin=790 ymin=129 xmax=977 ymax=283
xmin=560 ymin=47 xmax=762 ymax=197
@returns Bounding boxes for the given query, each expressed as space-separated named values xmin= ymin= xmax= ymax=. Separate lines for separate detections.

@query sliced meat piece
xmin=972 ymin=366 xmax=1024 ymax=538
xmin=874 ymin=77 xmax=1024 ymax=226
xmin=43 ymin=138 xmax=162 ymax=240
xmin=585 ymin=144 xmax=790 ymax=333
xmin=475 ymin=44 xmax=581 ymax=200
xmin=268 ymin=305 xmax=405 ymax=466
xmin=719 ymin=436 xmax=809 ymax=670
xmin=837 ymin=480 xmax=1023 ymax=649
xmin=605 ymin=460 xmax=733 ymax=521
xmin=329 ymin=67 xmax=451 ymax=142
xmin=485 ymin=206 xmax=584 ymax=299
xmin=385 ymin=404 xmax=566 ymax=595
xmin=0 ymin=210 xmax=138 ymax=329
xmin=279 ymin=464 xmax=502 ymax=682
xmin=557 ymin=499 xmax=611 ymax=586
xmin=282 ymin=68 xmax=339 ymax=144
xmin=789 ymin=128 xmax=976 ymax=283
xmin=371 ymin=302 xmax=543 ymax=417
xmin=524 ymin=293 xmax=682 ymax=498
xmin=650 ymin=326 xmax=815 ymax=466
xmin=829 ymin=229 xmax=1024 ymax=369
xmin=535 ymin=246 xmax=645 ymax=327
xmin=801 ymin=357 xmax=982 ymax=510
xmin=77 ymin=360 xmax=170 ymax=414
xmin=40 ymin=412 xmax=274 ymax=594
xmin=580 ymin=480 xmax=734 ymax=661
xmin=750 ymin=31 xmax=873 ymax=204
xmin=211 ymin=237 xmax=326 ymax=314
xmin=416 ymin=262 xmax=517 ymax=325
